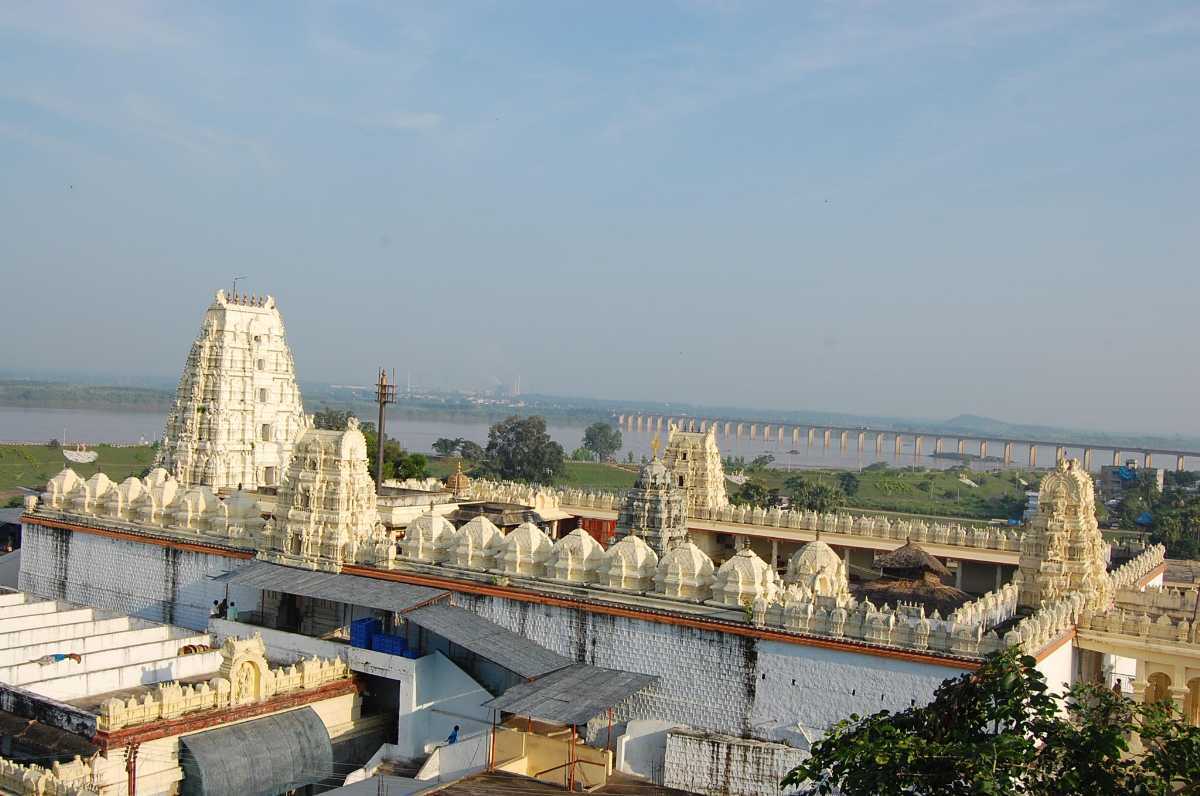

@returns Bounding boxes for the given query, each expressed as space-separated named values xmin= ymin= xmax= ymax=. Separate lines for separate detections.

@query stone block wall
xmin=663 ymin=729 xmax=806 ymax=796
xmin=19 ymin=523 xmax=251 ymax=631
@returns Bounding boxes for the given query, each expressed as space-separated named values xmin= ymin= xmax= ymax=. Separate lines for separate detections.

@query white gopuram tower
xmin=156 ymin=290 xmax=307 ymax=491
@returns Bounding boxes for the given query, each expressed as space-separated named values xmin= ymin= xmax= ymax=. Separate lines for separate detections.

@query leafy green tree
xmin=432 ymin=437 xmax=464 ymax=457
xmin=783 ymin=647 xmax=1200 ymax=795
xmin=480 ymin=415 xmax=565 ymax=484
xmin=458 ymin=441 xmax=485 ymax=463
xmin=748 ymin=454 xmax=775 ymax=472
xmin=784 ymin=476 xmax=844 ymax=512
xmin=313 ymin=406 xmax=356 ymax=430
xmin=361 ymin=426 xmax=429 ymax=482
xmin=570 ymin=447 xmax=596 ymax=462
xmin=582 ymin=422 xmax=622 ymax=461
xmin=838 ymin=472 xmax=860 ymax=496
xmin=730 ymin=480 xmax=771 ymax=507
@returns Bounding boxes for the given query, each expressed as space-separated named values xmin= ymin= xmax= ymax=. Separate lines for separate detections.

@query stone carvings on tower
xmin=663 ymin=424 xmax=729 ymax=513
xmin=156 ymin=290 xmax=306 ymax=491
xmin=1013 ymin=458 xmax=1111 ymax=610
xmin=614 ymin=453 xmax=688 ymax=556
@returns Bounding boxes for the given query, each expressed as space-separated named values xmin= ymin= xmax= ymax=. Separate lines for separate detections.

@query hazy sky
xmin=1 ymin=2 xmax=1198 ymax=433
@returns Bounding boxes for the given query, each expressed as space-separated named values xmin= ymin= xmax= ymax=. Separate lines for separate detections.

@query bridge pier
xmin=957 ymin=439 xmax=966 ymax=455
xmin=778 ymin=426 xmax=785 ymax=444
xmin=736 ymin=423 xmax=745 ymax=439
xmin=915 ymin=436 xmax=924 ymax=458
xmin=894 ymin=435 xmax=903 ymax=457
xmin=935 ymin=438 xmax=944 ymax=454
xmin=823 ymin=429 xmax=831 ymax=449
xmin=750 ymin=423 xmax=758 ymax=440
xmin=807 ymin=428 xmax=815 ymax=447
xmin=1144 ymin=452 xmax=1153 ymax=469
xmin=839 ymin=430 xmax=849 ymax=451
xmin=875 ymin=433 xmax=885 ymax=455
xmin=1029 ymin=445 xmax=1038 ymax=468
xmin=1113 ymin=450 xmax=1121 ymax=467
xmin=792 ymin=427 xmax=801 ymax=445
xmin=1084 ymin=449 xmax=1094 ymax=470
xmin=857 ymin=432 xmax=865 ymax=453
xmin=1055 ymin=445 xmax=1066 ymax=463
xmin=724 ymin=422 xmax=732 ymax=436
xmin=979 ymin=440 xmax=988 ymax=459
xmin=1002 ymin=442 xmax=1010 ymax=465
xmin=1179 ymin=455 xmax=1187 ymax=472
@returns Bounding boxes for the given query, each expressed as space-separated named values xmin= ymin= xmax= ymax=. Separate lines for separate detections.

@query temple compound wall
xmin=450 ymin=592 xmax=962 ymax=752
xmin=18 ymin=521 xmax=252 ymax=631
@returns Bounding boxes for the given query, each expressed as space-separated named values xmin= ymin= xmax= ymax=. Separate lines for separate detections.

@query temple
xmin=156 ymin=290 xmax=306 ymax=490
xmin=6 ymin=290 xmax=1194 ymax=796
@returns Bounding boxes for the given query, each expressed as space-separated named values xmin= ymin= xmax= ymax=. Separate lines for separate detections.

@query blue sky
xmin=1 ymin=2 xmax=1198 ymax=433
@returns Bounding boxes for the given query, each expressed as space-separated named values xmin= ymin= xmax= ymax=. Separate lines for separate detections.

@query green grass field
xmin=741 ymin=464 xmax=1035 ymax=521
xmin=0 ymin=443 xmax=158 ymax=504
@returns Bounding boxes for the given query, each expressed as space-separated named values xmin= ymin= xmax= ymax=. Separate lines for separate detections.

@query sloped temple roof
xmin=404 ymin=602 xmax=571 ymax=679
xmin=483 ymin=664 xmax=659 ymax=726
xmin=214 ymin=560 xmax=448 ymax=613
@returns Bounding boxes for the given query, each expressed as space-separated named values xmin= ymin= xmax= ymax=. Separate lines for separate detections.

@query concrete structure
xmin=0 ymin=594 xmax=361 ymax=796
xmin=1098 ymin=460 xmax=1165 ymax=501
xmin=156 ymin=291 xmax=306 ymax=490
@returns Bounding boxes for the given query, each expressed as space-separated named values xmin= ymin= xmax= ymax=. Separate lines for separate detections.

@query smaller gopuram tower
xmin=1013 ymin=458 xmax=1111 ymax=610
xmin=259 ymin=417 xmax=385 ymax=572
xmin=614 ymin=438 xmax=688 ymax=556
xmin=663 ymin=423 xmax=729 ymax=513
xmin=156 ymin=290 xmax=307 ymax=490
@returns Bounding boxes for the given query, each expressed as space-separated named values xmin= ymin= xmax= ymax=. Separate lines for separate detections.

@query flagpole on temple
xmin=374 ymin=367 xmax=397 ymax=495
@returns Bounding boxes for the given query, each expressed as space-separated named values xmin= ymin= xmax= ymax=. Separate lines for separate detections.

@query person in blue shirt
xmin=446 ymin=725 xmax=460 ymax=745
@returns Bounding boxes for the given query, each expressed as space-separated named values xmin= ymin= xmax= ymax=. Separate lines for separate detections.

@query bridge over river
xmin=615 ymin=413 xmax=1200 ymax=472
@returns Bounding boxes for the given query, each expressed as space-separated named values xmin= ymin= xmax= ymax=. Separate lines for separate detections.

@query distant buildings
xmin=1098 ymin=459 xmax=1164 ymax=502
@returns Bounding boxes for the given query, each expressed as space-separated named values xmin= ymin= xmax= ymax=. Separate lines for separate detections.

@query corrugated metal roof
xmin=482 ymin=663 xmax=659 ymax=726
xmin=404 ymin=603 xmax=570 ymax=679
xmin=215 ymin=560 xmax=447 ymax=613
xmin=178 ymin=707 xmax=332 ymax=796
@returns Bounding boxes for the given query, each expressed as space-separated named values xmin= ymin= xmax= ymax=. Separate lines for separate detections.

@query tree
xmin=582 ymin=422 xmax=622 ymax=461
xmin=730 ymin=480 xmax=771 ymax=507
xmin=458 ymin=441 xmax=485 ymax=463
xmin=480 ymin=416 xmax=566 ymax=484
xmin=361 ymin=426 xmax=429 ymax=483
xmin=748 ymin=454 xmax=775 ymax=472
xmin=313 ymin=406 xmax=356 ymax=430
xmin=784 ymin=476 xmax=845 ymax=512
xmin=432 ymin=437 xmax=463 ymax=457
xmin=571 ymin=447 xmax=596 ymax=462
xmin=782 ymin=647 xmax=1200 ymax=795
xmin=838 ymin=472 xmax=860 ymax=496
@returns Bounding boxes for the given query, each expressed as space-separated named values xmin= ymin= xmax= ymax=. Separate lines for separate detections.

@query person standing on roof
xmin=446 ymin=725 xmax=460 ymax=745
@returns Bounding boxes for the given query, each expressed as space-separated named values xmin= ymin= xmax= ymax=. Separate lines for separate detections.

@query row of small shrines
xmin=465 ymin=478 xmax=1027 ymax=553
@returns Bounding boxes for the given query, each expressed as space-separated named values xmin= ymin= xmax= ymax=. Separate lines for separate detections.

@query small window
xmin=678 ymin=476 xmax=685 ymax=487
xmin=681 ymin=452 xmax=688 ymax=461
xmin=256 ymin=358 xmax=265 ymax=371
xmin=261 ymin=424 xmax=271 ymax=442
xmin=264 ymin=466 xmax=276 ymax=485
xmin=258 ymin=388 xmax=268 ymax=402
xmin=254 ymin=335 xmax=262 ymax=342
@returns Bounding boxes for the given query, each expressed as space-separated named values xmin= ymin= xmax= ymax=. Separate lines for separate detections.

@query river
xmin=0 ymin=405 xmax=1104 ymax=473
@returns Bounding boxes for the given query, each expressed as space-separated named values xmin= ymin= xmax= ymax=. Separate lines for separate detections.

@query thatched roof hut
xmin=874 ymin=539 xmax=951 ymax=580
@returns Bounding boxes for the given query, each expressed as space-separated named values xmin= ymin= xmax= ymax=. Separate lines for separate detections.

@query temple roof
xmin=874 ymin=540 xmax=951 ymax=579
xmin=854 ymin=574 xmax=971 ymax=616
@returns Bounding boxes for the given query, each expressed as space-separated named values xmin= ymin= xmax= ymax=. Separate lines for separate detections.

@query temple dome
xmin=547 ymin=528 xmax=605 ymax=583
xmin=597 ymin=532 xmax=659 ymax=591
xmin=446 ymin=462 xmax=471 ymax=496
xmin=496 ymin=521 xmax=554 ymax=577
xmin=711 ymin=546 xmax=777 ymax=607
xmin=400 ymin=511 xmax=456 ymax=562
xmin=785 ymin=540 xmax=850 ymax=602
xmin=1037 ymin=458 xmax=1094 ymax=517
xmin=449 ymin=515 xmax=502 ymax=570
xmin=654 ymin=539 xmax=715 ymax=601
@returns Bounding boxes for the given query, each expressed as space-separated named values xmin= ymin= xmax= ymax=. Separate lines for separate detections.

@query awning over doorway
xmin=404 ymin=602 xmax=570 ymax=679
xmin=214 ymin=560 xmax=447 ymax=613
xmin=178 ymin=707 xmax=332 ymax=796
xmin=482 ymin=663 xmax=659 ymax=726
